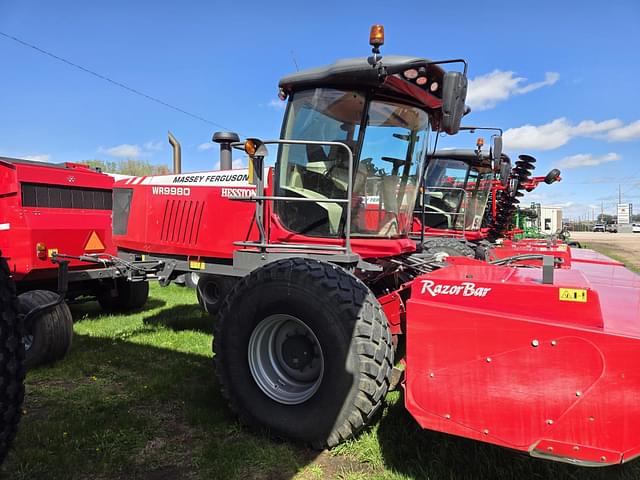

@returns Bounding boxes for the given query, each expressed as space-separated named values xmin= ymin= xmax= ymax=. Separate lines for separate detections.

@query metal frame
xmin=229 ymin=139 xmax=358 ymax=261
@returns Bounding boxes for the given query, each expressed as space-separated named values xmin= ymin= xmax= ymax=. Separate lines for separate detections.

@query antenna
xmin=290 ymin=50 xmax=299 ymax=72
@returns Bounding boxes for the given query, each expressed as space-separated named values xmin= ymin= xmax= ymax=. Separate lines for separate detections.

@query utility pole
xmin=619 ymin=184 xmax=622 ymax=205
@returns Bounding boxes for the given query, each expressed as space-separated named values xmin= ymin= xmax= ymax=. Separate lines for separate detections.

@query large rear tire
xmin=214 ymin=258 xmax=393 ymax=448
xmin=97 ymin=279 xmax=149 ymax=312
xmin=422 ymin=237 xmax=475 ymax=260
xmin=17 ymin=290 xmax=73 ymax=368
xmin=0 ymin=255 xmax=25 ymax=464
xmin=197 ymin=275 xmax=236 ymax=314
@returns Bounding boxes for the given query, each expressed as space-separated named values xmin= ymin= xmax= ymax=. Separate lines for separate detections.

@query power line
xmin=0 ymin=30 xmax=233 ymax=131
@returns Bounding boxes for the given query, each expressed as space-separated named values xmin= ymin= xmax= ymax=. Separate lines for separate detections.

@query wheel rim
xmin=248 ymin=314 xmax=324 ymax=405
xmin=22 ymin=334 xmax=33 ymax=352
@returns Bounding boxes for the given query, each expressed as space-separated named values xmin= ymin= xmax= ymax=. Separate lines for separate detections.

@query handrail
xmin=229 ymin=139 xmax=355 ymax=256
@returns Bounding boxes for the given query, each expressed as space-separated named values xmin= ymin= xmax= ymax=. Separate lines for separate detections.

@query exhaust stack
xmin=168 ymin=131 xmax=181 ymax=174
xmin=213 ymin=131 xmax=240 ymax=170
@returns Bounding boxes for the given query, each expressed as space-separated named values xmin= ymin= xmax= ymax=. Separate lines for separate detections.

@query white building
xmin=540 ymin=206 xmax=563 ymax=234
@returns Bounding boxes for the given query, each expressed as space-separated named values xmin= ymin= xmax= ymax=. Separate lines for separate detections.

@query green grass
xmin=3 ymin=283 xmax=640 ymax=479
xmin=582 ymin=243 xmax=640 ymax=273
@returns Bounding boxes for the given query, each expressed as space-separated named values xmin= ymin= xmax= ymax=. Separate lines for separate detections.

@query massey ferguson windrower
xmin=111 ymin=27 xmax=640 ymax=466
xmin=412 ymin=130 xmax=562 ymax=259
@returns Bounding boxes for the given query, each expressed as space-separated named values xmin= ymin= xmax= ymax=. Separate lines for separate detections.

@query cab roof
xmin=278 ymin=55 xmax=445 ymax=110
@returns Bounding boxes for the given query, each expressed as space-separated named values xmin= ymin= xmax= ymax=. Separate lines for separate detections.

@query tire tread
xmin=214 ymin=258 xmax=393 ymax=448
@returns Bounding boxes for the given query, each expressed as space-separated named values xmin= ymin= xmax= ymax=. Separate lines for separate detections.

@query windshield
xmin=420 ymin=158 xmax=492 ymax=231
xmin=276 ymin=88 xmax=430 ymax=238
xmin=353 ymin=100 xmax=429 ymax=237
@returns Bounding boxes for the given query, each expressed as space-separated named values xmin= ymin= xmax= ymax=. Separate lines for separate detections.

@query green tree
xmin=596 ymin=213 xmax=615 ymax=224
xmin=82 ymin=159 xmax=170 ymax=176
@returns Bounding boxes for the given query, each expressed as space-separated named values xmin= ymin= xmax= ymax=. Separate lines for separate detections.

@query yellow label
xmin=48 ymin=248 xmax=58 ymax=257
xmin=189 ymin=260 xmax=205 ymax=270
xmin=248 ymin=157 xmax=254 ymax=184
xmin=559 ymin=288 xmax=587 ymax=303
xmin=557 ymin=243 xmax=568 ymax=251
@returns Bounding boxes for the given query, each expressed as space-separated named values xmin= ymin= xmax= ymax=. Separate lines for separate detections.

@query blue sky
xmin=1 ymin=0 xmax=639 ymax=219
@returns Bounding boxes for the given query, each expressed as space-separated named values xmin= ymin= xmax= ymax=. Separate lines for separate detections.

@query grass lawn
xmin=2 ymin=282 xmax=640 ymax=479
xmin=581 ymin=243 xmax=640 ymax=274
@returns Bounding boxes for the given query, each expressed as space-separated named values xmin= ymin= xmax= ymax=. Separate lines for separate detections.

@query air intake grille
xmin=160 ymin=199 xmax=204 ymax=244
xmin=21 ymin=183 xmax=112 ymax=210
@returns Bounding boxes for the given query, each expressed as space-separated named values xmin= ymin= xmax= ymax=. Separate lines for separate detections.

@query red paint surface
xmin=0 ymin=159 xmax=115 ymax=282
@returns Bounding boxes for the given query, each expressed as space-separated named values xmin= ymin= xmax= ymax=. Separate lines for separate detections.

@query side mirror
xmin=492 ymin=136 xmax=503 ymax=164
xmin=441 ymin=71 xmax=468 ymax=135
xmin=544 ymin=168 xmax=561 ymax=184
xmin=499 ymin=158 xmax=511 ymax=187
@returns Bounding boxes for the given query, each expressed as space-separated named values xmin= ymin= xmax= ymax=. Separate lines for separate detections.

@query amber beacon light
xmin=369 ymin=25 xmax=384 ymax=48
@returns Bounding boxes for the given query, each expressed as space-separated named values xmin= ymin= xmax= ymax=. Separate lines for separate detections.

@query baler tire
xmin=0 ymin=255 xmax=25 ymax=465
xmin=97 ymin=279 xmax=149 ymax=312
xmin=422 ymin=237 xmax=475 ymax=259
xmin=17 ymin=290 xmax=73 ymax=368
xmin=214 ymin=258 xmax=394 ymax=449
xmin=196 ymin=275 xmax=236 ymax=315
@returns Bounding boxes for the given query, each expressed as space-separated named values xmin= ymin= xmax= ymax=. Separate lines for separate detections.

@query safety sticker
xmin=559 ymin=288 xmax=587 ymax=303
xmin=84 ymin=231 xmax=105 ymax=252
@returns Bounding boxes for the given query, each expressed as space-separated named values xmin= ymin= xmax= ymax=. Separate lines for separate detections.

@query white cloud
xmin=266 ymin=99 xmax=286 ymax=110
xmin=516 ymin=72 xmax=560 ymax=94
xmin=23 ymin=154 xmax=51 ymax=162
xmin=607 ymin=120 xmax=640 ymax=141
xmin=197 ymin=143 xmax=215 ymax=151
xmin=143 ymin=140 xmax=163 ymax=151
xmin=101 ymin=144 xmax=143 ymax=158
xmin=213 ymin=158 xmax=247 ymax=171
xmin=99 ymin=140 xmax=166 ymax=158
xmin=503 ymin=117 xmax=625 ymax=151
xmin=467 ymin=70 xmax=559 ymax=111
xmin=556 ymin=152 xmax=621 ymax=169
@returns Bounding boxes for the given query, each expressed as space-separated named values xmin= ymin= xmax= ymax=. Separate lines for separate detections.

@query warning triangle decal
xmin=84 ymin=231 xmax=105 ymax=252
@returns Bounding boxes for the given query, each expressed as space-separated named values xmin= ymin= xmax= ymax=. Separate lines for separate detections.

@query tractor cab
xmin=419 ymin=148 xmax=495 ymax=232
xmin=244 ymin=26 xmax=469 ymax=258
xmin=413 ymin=132 xmax=508 ymax=240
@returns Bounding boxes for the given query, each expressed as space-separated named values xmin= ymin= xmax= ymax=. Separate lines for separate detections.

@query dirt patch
xmin=294 ymin=450 xmax=377 ymax=480
xmin=571 ymin=232 xmax=640 ymax=270
xmin=130 ymin=402 xmax=201 ymax=479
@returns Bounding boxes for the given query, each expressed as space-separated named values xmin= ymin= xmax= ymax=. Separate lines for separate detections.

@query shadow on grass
xmin=69 ymin=298 xmax=167 ymax=321
xmin=142 ymin=304 xmax=213 ymax=334
xmin=377 ymin=391 xmax=640 ymax=480
xmin=2 ymin=333 xmax=317 ymax=480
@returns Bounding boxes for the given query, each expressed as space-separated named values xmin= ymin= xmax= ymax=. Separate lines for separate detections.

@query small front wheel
xmin=196 ymin=275 xmax=236 ymax=314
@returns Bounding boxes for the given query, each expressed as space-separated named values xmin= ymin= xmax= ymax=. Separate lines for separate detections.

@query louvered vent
xmin=160 ymin=199 xmax=204 ymax=244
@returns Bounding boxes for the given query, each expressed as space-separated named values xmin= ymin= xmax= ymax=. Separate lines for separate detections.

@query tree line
xmin=83 ymin=159 xmax=171 ymax=176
